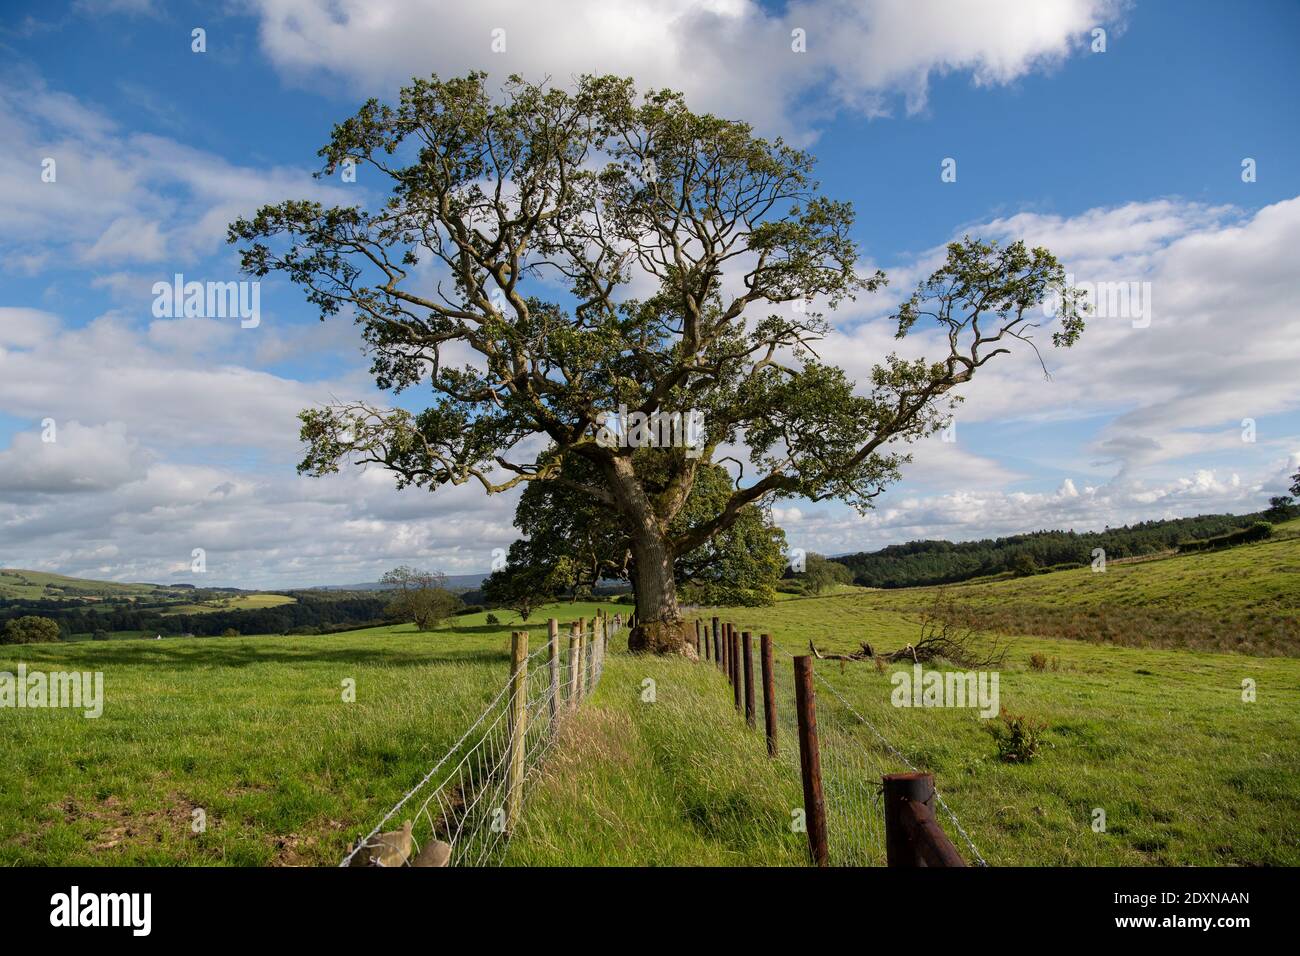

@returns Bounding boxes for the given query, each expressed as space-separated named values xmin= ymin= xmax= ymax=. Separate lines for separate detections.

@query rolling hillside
xmin=2 ymin=529 xmax=1297 ymax=866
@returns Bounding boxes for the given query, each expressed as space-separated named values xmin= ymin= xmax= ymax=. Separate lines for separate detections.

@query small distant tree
xmin=794 ymin=553 xmax=855 ymax=595
xmin=382 ymin=566 xmax=462 ymax=630
xmin=1 ymin=616 xmax=61 ymax=645
xmin=221 ymin=627 xmax=240 ymax=637
xmin=1009 ymin=552 xmax=1038 ymax=577
xmin=1265 ymin=495 xmax=1297 ymax=523
xmin=1290 ymin=468 xmax=1300 ymax=498
xmin=92 ymin=629 xmax=111 ymax=642
xmin=480 ymin=563 xmax=555 ymax=622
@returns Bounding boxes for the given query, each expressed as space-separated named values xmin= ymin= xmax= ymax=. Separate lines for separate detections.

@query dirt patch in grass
xmin=57 ymin=792 xmax=200 ymax=850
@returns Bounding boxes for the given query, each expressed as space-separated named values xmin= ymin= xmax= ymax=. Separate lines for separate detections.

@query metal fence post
xmin=760 ymin=633 xmax=777 ymax=757
xmin=742 ymin=631 xmax=756 ymax=728
xmin=793 ymin=655 xmax=828 ymax=866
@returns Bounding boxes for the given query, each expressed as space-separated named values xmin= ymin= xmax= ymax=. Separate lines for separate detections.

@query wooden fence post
xmin=742 ymin=631 xmax=756 ymax=728
xmin=547 ymin=618 xmax=560 ymax=730
xmin=567 ymin=623 xmax=580 ymax=711
xmin=576 ymin=619 xmax=587 ymax=701
xmin=882 ymin=772 xmax=966 ymax=867
xmin=699 ymin=620 xmax=709 ymax=661
xmin=506 ymin=631 xmax=530 ymax=831
xmin=793 ymin=655 xmax=828 ymax=866
xmin=760 ymin=633 xmax=777 ymax=757
xmin=731 ymin=627 xmax=742 ymax=713
xmin=721 ymin=622 xmax=730 ymax=678
xmin=711 ymin=617 xmax=721 ymax=669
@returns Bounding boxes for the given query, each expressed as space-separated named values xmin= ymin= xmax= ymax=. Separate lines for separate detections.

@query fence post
xmin=760 ymin=633 xmax=777 ymax=757
xmin=721 ymin=622 xmax=730 ymax=678
xmin=567 ymin=623 xmax=580 ymax=711
xmin=712 ymin=617 xmax=721 ymax=669
xmin=576 ymin=619 xmax=587 ymax=701
xmin=793 ymin=655 xmax=828 ymax=866
xmin=548 ymin=618 xmax=560 ymax=731
xmin=881 ymin=772 xmax=966 ymax=867
xmin=699 ymin=620 xmax=709 ymax=661
xmin=731 ymin=627 xmax=742 ymax=713
xmin=742 ymin=631 xmax=756 ymax=728
xmin=506 ymin=630 xmax=530 ymax=831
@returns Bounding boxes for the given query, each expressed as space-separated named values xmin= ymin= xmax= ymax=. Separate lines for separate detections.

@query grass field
xmin=0 ymin=604 xmax=613 ymax=865
xmin=865 ymin=517 xmax=1300 ymax=656
xmin=2 ymin=534 xmax=1297 ymax=866
xmin=161 ymin=593 xmax=297 ymax=615
xmin=0 ymin=569 xmax=167 ymax=601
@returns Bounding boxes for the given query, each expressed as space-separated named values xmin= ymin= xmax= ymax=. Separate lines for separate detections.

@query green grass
xmin=505 ymin=532 xmax=1300 ymax=866
xmin=0 ymin=568 xmax=167 ymax=601
xmin=4 ymin=532 xmax=1298 ymax=866
xmin=162 ymin=593 xmax=297 ymax=615
xmin=0 ymin=604 xmax=614 ymax=865
xmin=862 ymin=527 xmax=1300 ymax=655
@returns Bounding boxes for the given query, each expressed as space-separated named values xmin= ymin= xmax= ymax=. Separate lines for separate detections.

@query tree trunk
xmin=626 ymin=527 xmax=697 ymax=658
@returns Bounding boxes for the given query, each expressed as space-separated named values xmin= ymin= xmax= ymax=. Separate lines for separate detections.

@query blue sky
xmin=1 ymin=0 xmax=1298 ymax=587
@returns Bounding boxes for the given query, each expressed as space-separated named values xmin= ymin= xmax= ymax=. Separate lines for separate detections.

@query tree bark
xmin=626 ymin=527 xmax=696 ymax=657
xmin=603 ymin=454 xmax=697 ymax=657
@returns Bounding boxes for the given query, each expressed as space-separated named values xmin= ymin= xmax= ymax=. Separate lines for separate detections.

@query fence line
xmin=700 ymin=619 xmax=986 ymax=867
xmin=340 ymin=612 xmax=616 ymax=867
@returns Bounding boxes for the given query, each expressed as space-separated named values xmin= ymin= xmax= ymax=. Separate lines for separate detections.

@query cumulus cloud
xmin=824 ymin=196 xmax=1300 ymax=482
xmin=0 ymin=421 xmax=149 ymax=494
xmin=247 ymin=0 xmax=1124 ymax=137
xmin=0 ymin=76 xmax=356 ymax=277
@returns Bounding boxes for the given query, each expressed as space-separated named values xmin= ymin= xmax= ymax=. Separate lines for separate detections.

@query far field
xmin=2 ymin=530 xmax=1297 ymax=866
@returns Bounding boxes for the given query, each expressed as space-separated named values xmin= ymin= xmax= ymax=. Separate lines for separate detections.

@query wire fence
xmin=340 ymin=616 xmax=614 ymax=867
xmin=699 ymin=619 xmax=986 ymax=867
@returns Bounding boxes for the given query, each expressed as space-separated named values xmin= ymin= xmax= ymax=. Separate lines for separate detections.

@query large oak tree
xmin=229 ymin=73 xmax=1083 ymax=656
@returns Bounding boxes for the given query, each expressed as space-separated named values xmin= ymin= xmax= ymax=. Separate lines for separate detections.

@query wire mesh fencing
xmin=696 ymin=617 xmax=986 ymax=867
xmin=340 ymin=615 xmax=615 ymax=867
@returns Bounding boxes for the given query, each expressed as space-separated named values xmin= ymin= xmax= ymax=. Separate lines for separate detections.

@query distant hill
xmin=305 ymin=573 xmax=488 ymax=593
xmin=0 ymin=569 xmax=177 ymax=601
xmin=830 ymin=510 xmax=1268 ymax=589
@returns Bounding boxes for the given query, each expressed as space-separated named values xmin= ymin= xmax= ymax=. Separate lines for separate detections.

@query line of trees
xmin=831 ymin=511 xmax=1268 ymax=588
xmin=0 ymin=592 xmax=391 ymax=638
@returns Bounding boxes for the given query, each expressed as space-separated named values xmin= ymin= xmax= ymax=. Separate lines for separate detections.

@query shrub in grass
xmin=989 ymin=708 xmax=1047 ymax=763
xmin=485 ymin=613 xmax=500 ymax=625
xmin=1028 ymin=652 xmax=1059 ymax=672
xmin=1 ymin=616 xmax=61 ymax=644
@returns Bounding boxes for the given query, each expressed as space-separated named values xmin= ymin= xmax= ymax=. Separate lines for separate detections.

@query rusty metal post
xmin=793 ymin=655 xmax=828 ymax=866
xmin=742 ymin=631 xmax=756 ymax=728
xmin=732 ymin=627 xmax=742 ymax=713
xmin=882 ymin=772 xmax=966 ymax=867
xmin=760 ymin=634 xmax=777 ymax=755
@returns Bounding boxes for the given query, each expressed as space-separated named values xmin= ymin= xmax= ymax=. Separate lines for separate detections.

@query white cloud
xmin=0 ymin=421 xmax=149 ymax=494
xmin=246 ymin=0 xmax=1124 ymax=137
xmin=826 ymin=196 xmax=1300 ymax=480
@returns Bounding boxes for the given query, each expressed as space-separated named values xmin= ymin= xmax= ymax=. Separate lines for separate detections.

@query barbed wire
xmin=765 ymin=635 xmax=988 ymax=867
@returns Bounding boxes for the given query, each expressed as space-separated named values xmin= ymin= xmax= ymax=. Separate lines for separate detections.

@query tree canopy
xmin=229 ymin=72 xmax=1083 ymax=654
